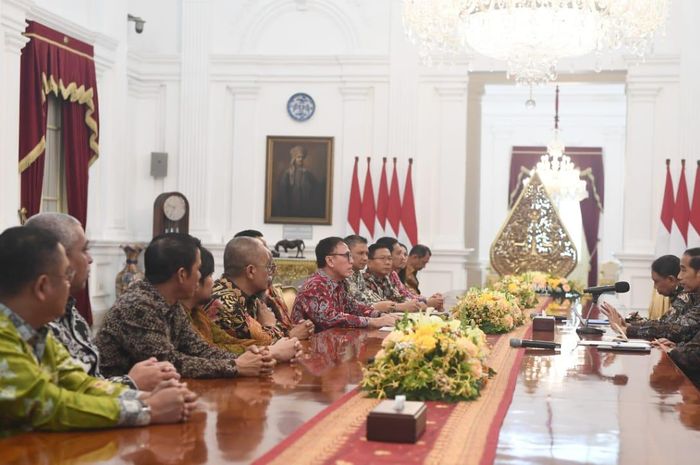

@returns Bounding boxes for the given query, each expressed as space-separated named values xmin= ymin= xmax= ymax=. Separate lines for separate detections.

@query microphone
xmin=509 ymin=338 xmax=561 ymax=350
xmin=583 ymin=281 xmax=630 ymax=295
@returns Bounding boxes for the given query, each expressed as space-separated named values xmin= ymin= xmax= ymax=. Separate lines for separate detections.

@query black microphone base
xmin=576 ymin=326 xmax=605 ymax=335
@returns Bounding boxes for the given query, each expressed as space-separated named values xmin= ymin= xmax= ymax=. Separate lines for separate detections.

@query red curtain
xmin=509 ymin=147 xmax=604 ymax=287
xmin=19 ymin=21 xmax=99 ymax=325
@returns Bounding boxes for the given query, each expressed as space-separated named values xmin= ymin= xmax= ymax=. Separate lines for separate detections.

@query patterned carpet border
xmin=252 ymin=324 xmax=532 ymax=465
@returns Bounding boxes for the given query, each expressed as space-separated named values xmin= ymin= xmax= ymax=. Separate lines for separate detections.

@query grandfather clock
xmin=153 ymin=192 xmax=189 ymax=237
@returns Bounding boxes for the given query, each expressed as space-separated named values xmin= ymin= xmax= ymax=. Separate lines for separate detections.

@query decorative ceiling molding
xmin=236 ymin=0 xmax=359 ymax=53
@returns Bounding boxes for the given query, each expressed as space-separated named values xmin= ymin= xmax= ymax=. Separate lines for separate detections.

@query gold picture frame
xmin=264 ymin=136 xmax=334 ymax=225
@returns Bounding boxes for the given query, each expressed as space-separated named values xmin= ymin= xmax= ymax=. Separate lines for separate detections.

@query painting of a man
xmin=265 ymin=136 xmax=333 ymax=224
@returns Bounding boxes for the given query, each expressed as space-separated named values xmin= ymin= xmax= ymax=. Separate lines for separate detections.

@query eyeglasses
xmin=261 ymin=262 xmax=277 ymax=274
xmin=370 ymin=255 xmax=392 ymax=262
xmin=327 ymin=252 xmax=352 ymax=261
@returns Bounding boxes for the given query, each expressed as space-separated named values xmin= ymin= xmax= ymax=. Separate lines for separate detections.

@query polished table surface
xmin=2 ymin=322 xmax=700 ymax=465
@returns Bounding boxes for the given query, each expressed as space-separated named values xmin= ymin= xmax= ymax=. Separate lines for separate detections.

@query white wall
xmin=2 ymin=0 xmax=700 ymax=319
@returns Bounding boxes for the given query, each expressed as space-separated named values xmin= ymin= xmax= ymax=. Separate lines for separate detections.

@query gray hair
xmin=25 ymin=213 xmax=82 ymax=250
xmin=223 ymin=236 xmax=266 ymax=277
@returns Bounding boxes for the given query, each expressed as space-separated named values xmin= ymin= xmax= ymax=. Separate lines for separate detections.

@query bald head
xmin=224 ymin=236 xmax=268 ymax=278
xmin=25 ymin=213 xmax=82 ymax=250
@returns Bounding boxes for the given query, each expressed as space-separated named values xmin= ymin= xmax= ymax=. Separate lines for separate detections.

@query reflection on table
xmin=2 ymin=322 xmax=699 ymax=465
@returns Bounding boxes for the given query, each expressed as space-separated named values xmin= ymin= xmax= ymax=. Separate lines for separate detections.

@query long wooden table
xmin=2 ymin=323 xmax=699 ymax=464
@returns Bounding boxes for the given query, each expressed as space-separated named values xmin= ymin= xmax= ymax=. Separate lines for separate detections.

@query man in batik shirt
xmin=399 ymin=244 xmax=433 ymax=296
xmin=232 ymin=229 xmax=314 ymax=340
xmin=651 ymin=249 xmax=700 ymax=388
xmin=208 ymin=236 xmax=302 ymax=363
xmin=25 ymin=212 xmax=180 ymax=391
xmin=0 ymin=227 xmax=195 ymax=435
xmin=376 ymin=237 xmax=444 ymax=310
xmin=343 ymin=235 xmax=417 ymax=313
xmin=291 ymin=237 xmax=399 ymax=331
xmin=364 ymin=243 xmax=425 ymax=309
xmin=603 ymin=252 xmax=700 ymax=343
xmin=96 ymin=233 xmax=275 ymax=379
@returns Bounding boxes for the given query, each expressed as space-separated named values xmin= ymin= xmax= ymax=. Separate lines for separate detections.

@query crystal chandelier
xmin=402 ymin=0 xmax=669 ymax=85
xmin=527 ymin=86 xmax=588 ymax=204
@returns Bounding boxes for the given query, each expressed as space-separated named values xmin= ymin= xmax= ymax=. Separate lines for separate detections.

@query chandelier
xmin=527 ymin=86 xmax=588 ymax=204
xmin=402 ymin=0 xmax=669 ymax=85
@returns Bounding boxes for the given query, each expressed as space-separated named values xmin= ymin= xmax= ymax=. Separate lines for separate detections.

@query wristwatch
xmin=135 ymin=400 xmax=151 ymax=426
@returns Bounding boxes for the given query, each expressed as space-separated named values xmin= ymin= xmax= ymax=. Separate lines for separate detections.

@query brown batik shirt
xmin=95 ymin=280 xmax=239 ymax=379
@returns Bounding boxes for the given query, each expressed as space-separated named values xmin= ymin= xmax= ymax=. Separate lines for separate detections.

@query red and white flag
xmin=376 ymin=157 xmax=389 ymax=232
xmin=689 ymin=160 xmax=700 ymax=246
xmin=360 ymin=157 xmax=376 ymax=238
xmin=387 ymin=158 xmax=402 ymax=236
xmin=400 ymin=158 xmax=419 ymax=246
xmin=347 ymin=157 xmax=361 ymax=234
xmin=655 ymin=159 xmax=675 ymax=255
xmin=671 ymin=159 xmax=690 ymax=255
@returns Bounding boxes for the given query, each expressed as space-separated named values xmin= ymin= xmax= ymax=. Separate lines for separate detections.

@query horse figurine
xmin=274 ymin=239 xmax=305 ymax=258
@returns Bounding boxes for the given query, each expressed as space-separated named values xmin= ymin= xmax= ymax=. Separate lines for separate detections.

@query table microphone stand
xmin=576 ymin=293 xmax=606 ymax=335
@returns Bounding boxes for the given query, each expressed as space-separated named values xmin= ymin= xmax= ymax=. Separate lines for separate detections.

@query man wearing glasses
xmin=364 ymin=243 xmax=424 ymax=310
xmin=292 ymin=237 xmax=399 ymax=331
xmin=209 ymin=237 xmax=301 ymax=363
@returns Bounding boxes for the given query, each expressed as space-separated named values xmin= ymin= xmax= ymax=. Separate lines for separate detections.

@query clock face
xmin=163 ymin=195 xmax=186 ymax=221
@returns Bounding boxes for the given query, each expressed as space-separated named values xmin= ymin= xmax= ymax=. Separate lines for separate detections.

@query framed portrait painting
xmin=265 ymin=136 xmax=334 ymax=224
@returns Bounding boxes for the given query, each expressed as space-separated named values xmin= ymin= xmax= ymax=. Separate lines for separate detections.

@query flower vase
xmin=115 ymin=244 xmax=144 ymax=297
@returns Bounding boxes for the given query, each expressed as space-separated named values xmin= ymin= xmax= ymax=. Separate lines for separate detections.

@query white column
xmin=339 ymin=85 xmax=373 ymax=236
xmin=386 ymin=0 xmax=418 ymax=158
xmin=465 ymin=80 xmax=485 ymax=287
xmin=179 ymin=0 xmax=210 ymax=240
xmin=433 ymin=84 xmax=468 ymax=249
xmin=0 ymin=0 xmax=31 ymax=229
xmin=225 ymin=85 xmax=259 ymax=240
xmin=616 ymin=80 xmax=661 ymax=310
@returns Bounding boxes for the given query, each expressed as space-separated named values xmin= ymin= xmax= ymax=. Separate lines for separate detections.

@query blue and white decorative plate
xmin=287 ymin=93 xmax=315 ymax=122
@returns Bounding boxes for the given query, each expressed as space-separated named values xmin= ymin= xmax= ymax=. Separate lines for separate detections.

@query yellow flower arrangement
xmin=490 ymin=274 xmax=539 ymax=309
xmin=450 ymin=288 xmax=525 ymax=334
xmin=361 ymin=313 xmax=492 ymax=401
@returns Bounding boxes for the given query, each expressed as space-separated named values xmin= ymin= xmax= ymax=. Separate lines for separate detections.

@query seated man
xmin=95 ymin=233 xmax=275 ymax=378
xmin=183 ymin=246 xmax=254 ymax=355
xmin=344 ymin=235 xmax=419 ymax=313
xmin=602 ymin=251 xmax=700 ymax=343
xmin=652 ymin=250 xmax=700 ymax=387
xmin=25 ymin=212 xmax=179 ymax=391
xmin=376 ymin=237 xmax=444 ymax=309
xmin=0 ymin=227 xmax=196 ymax=434
xmin=233 ymin=229 xmax=314 ymax=340
xmin=364 ymin=243 xmax=424 ymax=310
xmin=208 ymin=237 xmax=301 ymax=362
xmin=291 ymin=237 xmax=399 ymax=331
xmin=399 ymin=244 xmax=433 ymax=296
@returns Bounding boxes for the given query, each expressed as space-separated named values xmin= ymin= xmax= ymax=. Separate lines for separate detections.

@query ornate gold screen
xmin=490 ymin=173 xmax=577 ymax=276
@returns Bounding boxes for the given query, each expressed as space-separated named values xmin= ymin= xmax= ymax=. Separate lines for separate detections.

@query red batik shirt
xmin=292 ymin=270 xmax=377 ymax=331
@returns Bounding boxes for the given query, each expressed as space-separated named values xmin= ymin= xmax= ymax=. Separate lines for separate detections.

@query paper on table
xmin=577 ymin=340 xmax=651 ymax=351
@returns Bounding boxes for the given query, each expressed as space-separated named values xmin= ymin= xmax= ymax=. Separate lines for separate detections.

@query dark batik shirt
xmin=209 ymin=275 xmax=285 ymax=346
xmin=364 ymin=271 xmax=409 ymax=303
xmin=49 ymin=298 xmax=136 ymax=388
xmin=95 ymin=280 xmax=238 ymax=379
xmin=292 ymin=270 xmax=376 ymax=331
xmin=669 ymin=324 xmax=700 ymax=388
xmin=627 ymin=292 xmax=700 ymax=343
xmin=346 ymin=269 xmax=382 ymax=306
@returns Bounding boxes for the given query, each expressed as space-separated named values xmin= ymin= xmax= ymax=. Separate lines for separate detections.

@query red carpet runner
xmin=253 ymin=324 xmax=532 ymax=465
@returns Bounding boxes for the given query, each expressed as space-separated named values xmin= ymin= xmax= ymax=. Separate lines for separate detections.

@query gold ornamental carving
xmin=490 ymin=173 xmax=577 ymax=277
xmin=272 ymin=258 xmax=317 ymax=287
